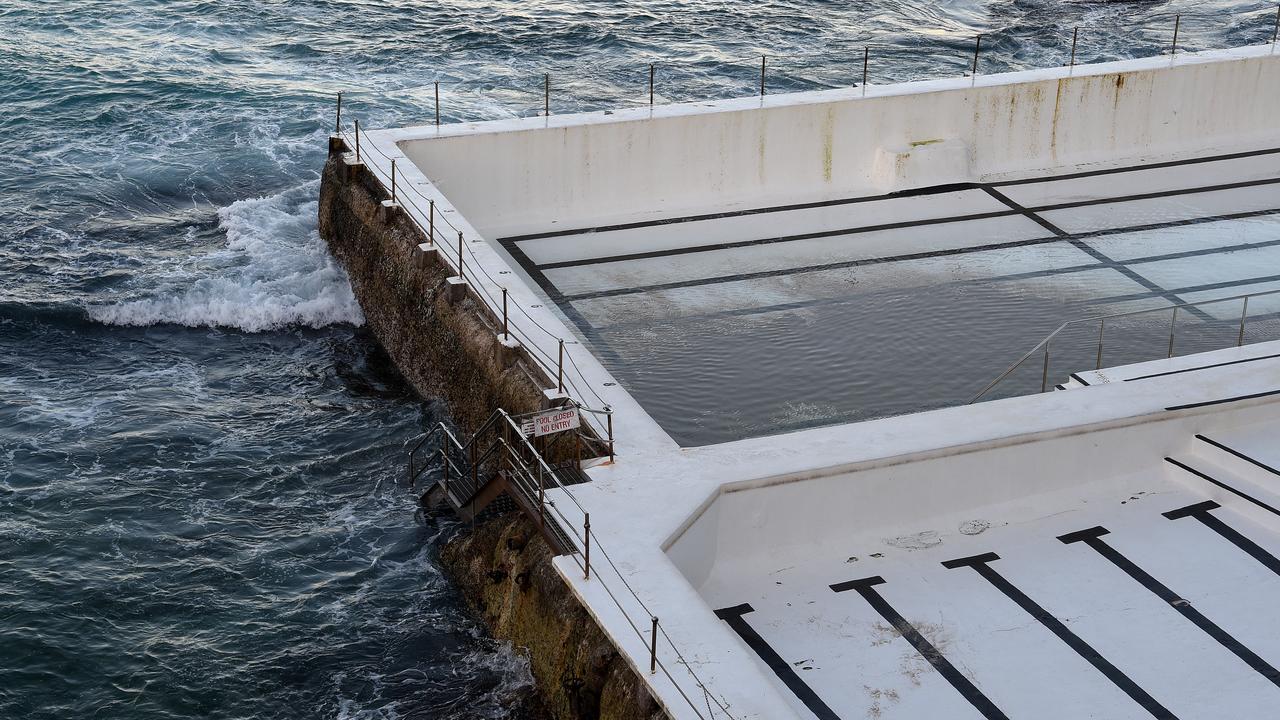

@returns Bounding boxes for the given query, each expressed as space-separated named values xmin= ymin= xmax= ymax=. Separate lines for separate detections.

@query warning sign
xmin=527 ymin=407 xmax=580 ymax=437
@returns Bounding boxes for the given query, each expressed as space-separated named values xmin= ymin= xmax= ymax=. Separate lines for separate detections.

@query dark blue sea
xmin=1 ymin=1 xmax=1275 ymax=717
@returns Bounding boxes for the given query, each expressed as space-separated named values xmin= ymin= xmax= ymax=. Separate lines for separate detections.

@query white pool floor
xmin=694 ymin=421 xmax=1280 ymax=720
xmin=500 ymin=147 xmax=1280 ymax=446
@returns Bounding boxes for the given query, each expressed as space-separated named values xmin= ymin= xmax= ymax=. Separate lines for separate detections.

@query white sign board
xmin=528 ymin=407 xmax=580 ymax=437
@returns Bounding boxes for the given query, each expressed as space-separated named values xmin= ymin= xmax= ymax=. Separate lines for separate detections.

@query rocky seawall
xmin=318 ymin=140 xmax=664 ymax=720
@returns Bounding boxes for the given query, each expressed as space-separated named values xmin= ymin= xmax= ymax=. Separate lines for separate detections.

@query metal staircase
xmin=406 ymin=407 xmax=605 ymax=554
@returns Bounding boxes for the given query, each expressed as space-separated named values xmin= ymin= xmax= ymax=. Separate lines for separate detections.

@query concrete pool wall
xmin=396 ymin=44 xmax=1279 ymax=236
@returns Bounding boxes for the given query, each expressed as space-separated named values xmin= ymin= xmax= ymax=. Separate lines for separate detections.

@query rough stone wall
xmin=318 ymin=145 xmax=666 ymax=720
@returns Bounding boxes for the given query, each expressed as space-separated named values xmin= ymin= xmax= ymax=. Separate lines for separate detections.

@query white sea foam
xmin=89 ymin=180 xmax=364 ymax=332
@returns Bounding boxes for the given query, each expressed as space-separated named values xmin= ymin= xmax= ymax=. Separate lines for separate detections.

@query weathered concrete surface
xmin=442 ymin=515 xmax=665 ymax=720
xmin=318 ymin=145 xmax=665 ymax=720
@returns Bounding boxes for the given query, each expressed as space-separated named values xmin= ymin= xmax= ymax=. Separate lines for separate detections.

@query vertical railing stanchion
xmin=557 ymin=339 xmax=565 ymax=393
xmin=434 ymin=81 xmax=440 ymax=126
xmin=862 ymin=46 xmax=869 ymax=88
xmin=649 ymin=63 xmax=655 ymax=106
xmin=1095 ymin=318 xmax=1106 ymax=369
xmin=972 ymin=34 xmax=982 ymax=76
xmin=502 ymin=287 xmax=509 ymax=338
xmin=354 ymin=119 xmax=361 ymax=162
xmin=760 ymin=55 xmax=766 ymax=96
xmin=544 ymin=73 xmax=550 ymax=117
xmin=335 ymin=92 xmax=342 ymax=133
xmin=1041 ymin=339 xmax=1051 ymax=393
xmin=1070 ymin=27 xmax=1079 ymax=67
xmin=428 ymin=200 xmax=435 ymax=245
xmin=1239 ymin=296 xmax=1251 ymax=346
xmin=607 ymin=410 xmax=615 ymax=461
xmin=457 ymin=231 xmax=464 ymax=279
xmin=583 ymin=513 xmax=591 ymax=580
xmin=538 ymin=464 xmax=545 ymax=530
xmin=650 ymin=617 xmax=659 ymax=674
xmin=390 ymin=158 xmax=397 ymax=202
xmin=1171 ymin=15 xmax=1181 ymax=56
xmin=1167 ymin=306 xmax=1179 ymax=358
xmin=441 ymin=439 xmax=449 ymax=498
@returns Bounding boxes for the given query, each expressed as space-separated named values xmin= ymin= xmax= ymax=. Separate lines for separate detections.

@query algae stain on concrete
xmin=821 ymin=107 xmax=835 ymax=183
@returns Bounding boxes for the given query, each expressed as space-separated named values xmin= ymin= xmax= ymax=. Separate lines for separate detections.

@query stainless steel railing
xmin=970 ymin=287 xmax=1280 ymax=404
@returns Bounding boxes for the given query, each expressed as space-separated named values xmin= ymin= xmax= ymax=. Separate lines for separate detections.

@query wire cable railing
xmin=409 ymin=410 xmax=738 ymax=719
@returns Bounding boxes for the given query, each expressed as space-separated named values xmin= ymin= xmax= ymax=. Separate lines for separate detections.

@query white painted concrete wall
xmin=397 ymin=45 xmax=1280 ymax=235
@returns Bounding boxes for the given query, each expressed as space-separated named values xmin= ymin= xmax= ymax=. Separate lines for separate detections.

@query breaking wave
xmin=88 ymin=180 xmax=364 ymax=333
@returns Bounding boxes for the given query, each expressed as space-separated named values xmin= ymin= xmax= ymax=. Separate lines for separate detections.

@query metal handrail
xmin=970 ymin=287 xmax=1280 ymax=403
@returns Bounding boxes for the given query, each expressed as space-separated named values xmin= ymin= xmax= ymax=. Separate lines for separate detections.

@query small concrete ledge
xmin=445 ymin=276 xmax=468 ymax=303
xmin=379 ymin=199 xmax=401 ymax=222
xmin=341 ymin=153 xmax=365 ymax=181
xmin=494 ymin=334 xmax=521 ymax=369
xmin=414 ymin=243 xmax=439 ymax=269
xmin=328 ymin=134 xmax=347 ymax=153
xmin=542 ymin=388 xmax=570 ymax=409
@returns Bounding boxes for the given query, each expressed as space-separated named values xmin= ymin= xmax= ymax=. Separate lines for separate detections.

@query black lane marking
xmin=713 ymin=603 xmax=842 ymax=720
xmin=502 ymin=183 xmax=986 ymax=242
xmin=942 ymin=552 xmax=1178 ymax=719
xmin=991 ymin=147 xmax=1280 ymax=187
xmin=1027 ymin=176 xmax=1280 ymax=213
xmin=1196 ymin=435 xmax=1280 ymax=478
xmin=1126 ymin=353 xmax=1280 ymax=382
xmin=1058 ymin=525 xmax=1280 ymax=689
xmin=1164 ymin=458 xmax=1280 ymax=518
xmin=536 ymin=210 xmax=1020 ymax=271
xmin=554 ymin=211 xmax=1280 ymax=303
xmin=1165 ymin=388 xmax=1280 ymax=412
xmin=1164 ymin=501 xmax=1280 ymax=578
xmin=1070 ymin=372 xmax=1092 ymax=386
xmin=980 ymin=186 xmax=1210 ymax=322
xmin=829 ymin=575 xmax=1009 ymax=719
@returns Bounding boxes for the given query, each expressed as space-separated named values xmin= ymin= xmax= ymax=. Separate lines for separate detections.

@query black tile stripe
xmin=1069 ymin=373 xmax=1092 ymax=386
xmin=1027 ymin=176 xmax=1280 ymax=213
xmin=536 ymin=210 xmax=1020 ymax=271
xmin=990 ymin=147 xmax=1280 ymax=187
xmin=830 ymin=575 xmax=1010 ymax=720
xmin=1165 ymin=389 xmax=1280 ymax=412
xmin=1125 ymin=353 xmax=1280 ymax=382
xmin=1196 ymin=435 xmax=1280 ymax=478
xmin=1059 ymin=525 xmax=1280 ymax=689
xmin=713 ymin=603 xmax=842 ymax=720
xmin=1164 ymin=501 xmax=1280 ymax=578
xmin=942 ymin=552 xmax=1178 ymax=719
xmin=1164 ymin=457 xmax=1280 ymax=518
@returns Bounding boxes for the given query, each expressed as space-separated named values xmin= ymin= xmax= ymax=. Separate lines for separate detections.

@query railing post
xmin=649 ymin=63 xmax=655 ymax=106
xmin=606 ymin=409 xmax=614 ymax=462
xmin=557 ymin=339 xmax=565 ymax=393
xmin=335 ymin=92 xmax=342 ymax=133
xmin=650 ymin=616 xmax=659 ymax=674
xmin=759 ymin=55 xmax=766 ymax=96
xmin=538 ymin=464 xmax=545 ymax=530
xmin=1070 ymin=27 xmax=1078 ymax=67
xmin=583 ymin=513 xmax=591 ymax=580
xmin=354 ymin=119 xmax=361 ymax=162
xmin=544 ymin=73 xmax=550 ymax=117
xmin=1238 ymin=296 xmax=1251 ymax=346
xmin=862 ymin=46 xmax=869 ymax=88
xmin=428 ymin=200 xmax=435 ymax=244
xmin=434 ymin=81 xmax=440 ymax=126
xmin=457 ymin=231 xmax=464 ymax=279
xmin=470 ymin=441 xmax=478 ymax=499
xmin=1041 ymin=339 xmax=1051 ymax=393
xmin=1167 ymin=306 xmax=1179 ymax=358
xmin=502 ymin=287 xmax=509 ymax=338
xmin=440 ymin=440 xmax=449 ymax=498
xmin=972 ymin=34 xmax=982 ymax=76
xmin=1095 ymin=318 xmax=1106 ymax=370
xmin=391 ymin=158 xmax=397 ymax=202
xmin=1171 ymin=15 xmax=1180 ymax=56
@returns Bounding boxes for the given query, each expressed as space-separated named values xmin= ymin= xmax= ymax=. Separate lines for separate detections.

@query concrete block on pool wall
xmin=328 ymin=134 xmax=347 ymax=154
xmin=872 ymin=138 xmax=971 ymax=193
xmin=414 ymin=243 xmax=439 ymax=269
xmin=494 ymin=334 xmax=521 ymax=369
xmin=445 ymin=276 xmax=468 ymax=303
xmin=341 ymin=153 xmax=365 ymax=181
xmin=379 ymin=200 xmax=401 ymax=222
xmin=541 ymin=388 xmax=570 ymax=409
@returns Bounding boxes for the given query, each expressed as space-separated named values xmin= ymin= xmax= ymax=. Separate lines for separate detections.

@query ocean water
xmin=1 ymin=1 xmax=1275 ymax=717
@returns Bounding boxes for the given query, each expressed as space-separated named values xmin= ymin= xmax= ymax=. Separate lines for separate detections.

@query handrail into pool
xmin=970 ymin=287 xmax=1280 ymax=404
